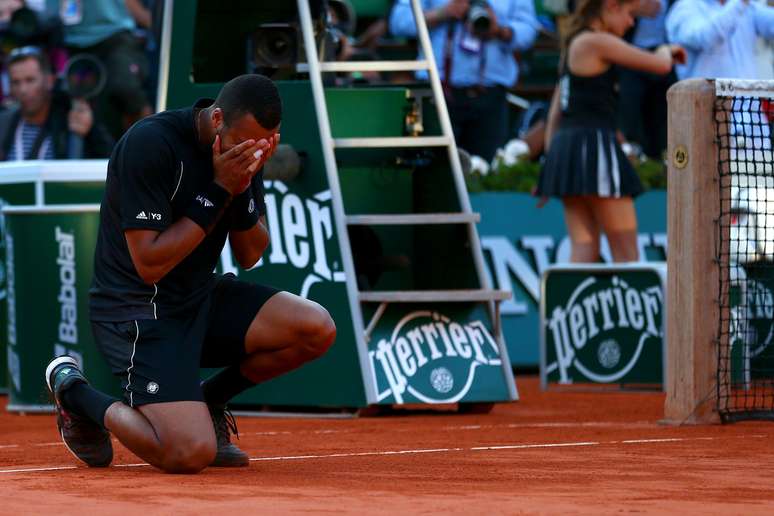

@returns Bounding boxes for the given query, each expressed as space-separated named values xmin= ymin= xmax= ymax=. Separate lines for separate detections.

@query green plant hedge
xmin=465 ymin=158 xmax=667 ymax=193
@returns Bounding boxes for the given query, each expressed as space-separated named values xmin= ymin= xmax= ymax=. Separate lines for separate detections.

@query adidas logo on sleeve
xmin=136 ymin=211 xmax=148 ymax=220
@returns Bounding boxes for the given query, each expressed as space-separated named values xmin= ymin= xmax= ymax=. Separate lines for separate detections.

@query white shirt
xmin=666 ymin=0 xmax=774 ymax=79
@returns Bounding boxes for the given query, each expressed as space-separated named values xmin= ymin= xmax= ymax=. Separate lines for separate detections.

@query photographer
xmin=389 ymin=0 xmax=538 ymax=161
xmin=0 ymin=45 xmax=113 ymax=160
xmin=41 ymin=0 xmax=153 ymax=140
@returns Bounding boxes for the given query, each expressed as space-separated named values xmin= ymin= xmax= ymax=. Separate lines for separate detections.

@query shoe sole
xmin=57 ymin=427 xmax=112 ymax=468
xmin=45 ymin=356 xmax=79 ymax=393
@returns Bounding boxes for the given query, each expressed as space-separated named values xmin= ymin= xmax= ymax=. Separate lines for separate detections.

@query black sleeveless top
xmin=557 ymin=63 xmax=618 ymax=130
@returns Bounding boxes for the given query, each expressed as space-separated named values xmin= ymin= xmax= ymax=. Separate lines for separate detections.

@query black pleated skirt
xmin=536 ymin=126 xmax=643 ymax=198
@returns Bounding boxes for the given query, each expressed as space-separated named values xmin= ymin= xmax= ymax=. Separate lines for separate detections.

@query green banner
xmin=0 ymin=187 xmax=35 ymax=394
xmin=0 ymin=164 xmax=106 ymax=394
xmin=5 ymin=207 xmax=118 ymax=411
xmin=471 ymin=191 xmax=667 ymax=367
xmin=541 ymin=264 xmax=665 ymax=388
xmin=366 ymin=303 xmax=511 ymax=404
xmin=217 ymin=180 xmax=367 ymax=408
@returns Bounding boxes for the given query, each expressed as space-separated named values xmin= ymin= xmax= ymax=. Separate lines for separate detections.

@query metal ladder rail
xmin=406 ymin=0 xmax=517 ymax=399
xmin=296 ymin=0 xmax=377 ymax=405
xmin=297 ymin=0 xmax=516 ymax=401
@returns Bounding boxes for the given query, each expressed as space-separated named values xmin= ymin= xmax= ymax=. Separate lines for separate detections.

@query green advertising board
xmin=471 ymin=191 xmax=668 ymax=368
xmin=366 ymin=303 xmax=513 ymax=404
xmin=218 ymin=179 xmax=368 ymax=408
xmin=4 ymin=205 xmax=119 ymax=411
xmin=540 ymin=263 xmax=666 ymax=389
xmin=0 ymin=161 xmax=107 ymax=395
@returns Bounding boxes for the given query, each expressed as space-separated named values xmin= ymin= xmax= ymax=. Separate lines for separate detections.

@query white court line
xmin=242 ymin=421 xmax=656 ymax=438
xmin=0 ymin=434 xmax=768 ymax=475
xmin=470 ymin=442 xmax=599 ymax=451
xmin=0 ymin=465 xmax=77 ymax=474
xmin=251 ymin=447 xmax=465 ymax=462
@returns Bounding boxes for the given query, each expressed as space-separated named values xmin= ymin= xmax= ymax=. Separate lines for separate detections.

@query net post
xmin=663 ymin=79 xmax=722 ymax=424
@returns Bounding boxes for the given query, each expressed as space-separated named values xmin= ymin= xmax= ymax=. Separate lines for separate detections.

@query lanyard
xmin=443 ymin=22 xmax=488 ymax=90
xmin=14 ymin=120 xmax=50 ymax=161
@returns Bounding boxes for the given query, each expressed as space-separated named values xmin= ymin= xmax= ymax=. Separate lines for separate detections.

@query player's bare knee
xmin=161 ymin=437 xmax=216 ymax=473
xmin=297 ymin=304 xmax=336 ymax=358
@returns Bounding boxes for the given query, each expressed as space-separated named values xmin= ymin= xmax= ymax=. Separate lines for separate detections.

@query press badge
xmin=459 ymin=31 xmax=482 ymax=54
xmin=60 ymin=0 xmax=83 ymax=25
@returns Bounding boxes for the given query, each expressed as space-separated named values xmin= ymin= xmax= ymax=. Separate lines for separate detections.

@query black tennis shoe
xmin=45 ymin=356 xmax=113 ymax=467
xmin=209 ymin=404 xmax=249 ymax=467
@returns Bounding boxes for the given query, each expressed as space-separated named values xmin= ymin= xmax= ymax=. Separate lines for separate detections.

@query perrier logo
xmin=545 ymin=275 xmax=663 ymax=384
xmin=370 ymin=311 xmax=502 ymax=404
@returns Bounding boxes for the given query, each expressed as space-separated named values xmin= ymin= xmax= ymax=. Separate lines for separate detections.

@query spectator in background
xmin=535 ymin=0 xmax=685 ymax=263
xmin=45 ymin=0 xmax=152 ymax=139
xmin=618 ymin=0 xmax=675 ymax=159
xmin=125 ymin=0 xmax=161 ymax=109
xmin=0 ymin=0 xmax=67 ymax=92
xmin=666 ymin=0 xmax=774 ymax=80
xmin=0 ymin=45 xmax=113 ymax=160
xmin=389 ymin=0 xmax=538 ymax=162
xmin=0 ymin=0 xmax=22 ymax=24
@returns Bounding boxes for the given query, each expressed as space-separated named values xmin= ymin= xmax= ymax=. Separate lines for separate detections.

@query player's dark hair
xmin=215 ymin=74 xmax=282 ymax=130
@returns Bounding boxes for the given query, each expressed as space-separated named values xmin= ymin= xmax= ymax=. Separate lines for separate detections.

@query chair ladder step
xmin=345 ymin=213 xmax=480 ymax=225
xmin=333 ymin=136 xmax=451 ymax=149
xmin=297 ymin=60 xmax=431 ymax=73
xmin=359 ymin=289 xmax=511 ymax=303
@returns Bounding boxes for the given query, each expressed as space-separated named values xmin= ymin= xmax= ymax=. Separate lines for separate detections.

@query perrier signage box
xmin=540 ymin=263 xmax=667 ymax=390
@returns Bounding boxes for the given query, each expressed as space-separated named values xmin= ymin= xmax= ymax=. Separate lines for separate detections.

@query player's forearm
xmin=229 ymin=218 xmax=270 ymax=270
xmin=125 ymin=219 xmax=206 ymax=285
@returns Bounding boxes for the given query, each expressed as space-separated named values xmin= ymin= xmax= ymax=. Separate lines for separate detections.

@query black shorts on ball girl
xmin=536 ymin=124 xmax=643 ymax=199
xmin=91 ymin=274 xmax=280 ymax=407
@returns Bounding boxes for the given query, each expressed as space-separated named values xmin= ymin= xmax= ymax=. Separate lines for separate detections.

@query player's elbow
xmin=236 ymin=252 xmax=261 ymax=270
xmin=236 ymin=240 xmax=268 ymax=270
xmin=134 ymin=263 xmax=165 ymax=285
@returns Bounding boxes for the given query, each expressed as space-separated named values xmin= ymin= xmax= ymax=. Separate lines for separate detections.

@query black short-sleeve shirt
xmin=89 ymin=99 xmax=266 ymax=322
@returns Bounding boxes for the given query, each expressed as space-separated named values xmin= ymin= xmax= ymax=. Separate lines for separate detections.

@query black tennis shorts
xmin=91 ymin=274 xmax=280 ymax=407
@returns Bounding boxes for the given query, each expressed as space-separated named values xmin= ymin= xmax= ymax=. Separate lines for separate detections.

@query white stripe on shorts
xmin=126 ymin=321 xmax=139 ymax=407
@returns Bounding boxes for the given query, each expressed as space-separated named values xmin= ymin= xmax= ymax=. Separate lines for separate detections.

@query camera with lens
xmin=246 ymin=0 xmax=354 ymax=79
xmin=467 ymin=0 xmax=492 ymax=39
xmin=62 ymin=54 xmax=107 ymax=100
xmin=2 ymin=7 xmax=63 ymax=48
xmin=247 ymin=23 xmax=303 ymax=79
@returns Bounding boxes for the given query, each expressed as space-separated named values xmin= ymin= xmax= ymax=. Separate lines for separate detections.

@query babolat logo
xmin=370 ymin=311 xmax=502 ymax=404
xmin=546 ymin=276 xmax=662 ymax=384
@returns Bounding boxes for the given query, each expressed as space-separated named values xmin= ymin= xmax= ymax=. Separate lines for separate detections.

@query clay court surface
xmin=1 ymin=376 xmax=772 ymax=515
